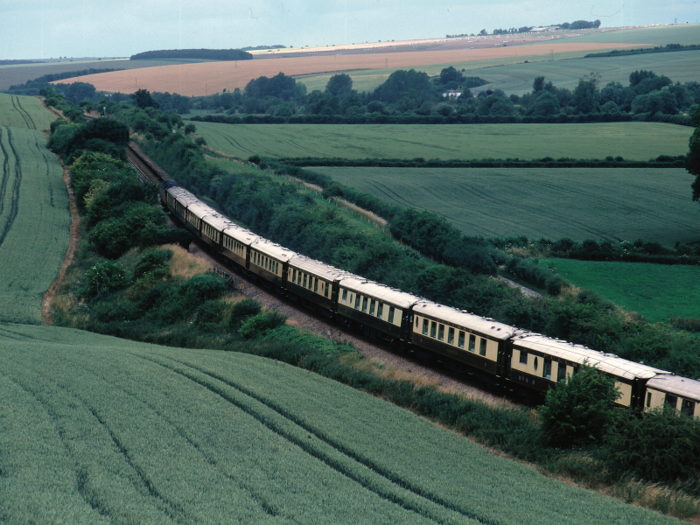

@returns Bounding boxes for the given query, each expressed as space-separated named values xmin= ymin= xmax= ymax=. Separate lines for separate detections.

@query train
xmin=159 ymin=179 xmax=700 ymax=416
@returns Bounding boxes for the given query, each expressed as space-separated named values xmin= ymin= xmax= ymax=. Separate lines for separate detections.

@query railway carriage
xmin=183 ymin=200 xmax=216 ymax=238
xmin=164 ymin=186 xmax=199 ymax=225
xmin=336 ymin=275 xmax=421 ymax=343
xmin=221 ymin=224 xmax=260 ymax=269
xmin=248 ymin=238 xmax=295 ymax=288
xmin=200 ymin=213 xmax=235 ymax=251
xmin=509 ymin=334 xmax=668 ymax=408
xmin=645 ymin=375 xmax=700 ymax=417
xmin=411 ymin=302 xmax=519 ymax=376
xmin=286 ymin=254 xmax=351 ymax=314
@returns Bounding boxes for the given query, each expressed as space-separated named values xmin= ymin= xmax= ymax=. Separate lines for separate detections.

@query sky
xmin=1 ymin=0 xmax=698 ymax=60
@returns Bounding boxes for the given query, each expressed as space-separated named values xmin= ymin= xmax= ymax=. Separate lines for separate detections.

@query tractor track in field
xmin=0 ymin=129 xmax=21 ymax=250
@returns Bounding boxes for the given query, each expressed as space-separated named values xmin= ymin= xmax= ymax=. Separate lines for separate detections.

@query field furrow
xmin=0 ymin=93 xmax=55 ymax=130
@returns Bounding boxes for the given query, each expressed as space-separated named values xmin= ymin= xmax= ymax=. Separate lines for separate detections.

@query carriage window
xmin=458 ymin=331 xmax=465 ymax=348
xmin=646 ymin=392 xmax=652 ymax=408
xmin=520 ymin=351 xmax=527 ymax=365
xmin=557 ymin=363 xmax=567 ymax=382
xmin=342 ymin=289 xmax=347 ymax=301
xmin=665 ymin=394 xmax=678 ymax=409
xmin=369 ymin=300 xmax=375 ymax=315
xmin=362 ymin=297 xmax=368 ymax=312
xmin=303 ymin=275 xmax=307 ymax=288
xmin=448 ymin=327 xmax=454 ymax=345
xmin=325 ymin=283 xmax=329 ymax=298
xmin=422 ymin=319 xmax=429 ymax=335
xmin=388 ymin=307 xmax=395 ymax=324
xmin=543 ymin=358 xmax=551 ymax=379
xmin=533 ymin=357 xmax=538 ymax=371
xmin=314 ymin=278 xmax=318 ymax=292
xmin=415 ymin=316 xmax=419 ymax=327
xmin=468 ymin=334 xmax=476 ymax=352
xmin=437 ymin=325 xmax=444 ymax=341
xmin=479 ymin=339 xmax=487 ymax=356
xmin=377 ymin=303 xmax=383 ymax=319
xmin=682 ymin=399 xmax=695 ymax=417
xmin=354 ymin=295 xmax=360 ymax=309
xmin=430 ymin=321 xmax=436 ymax=338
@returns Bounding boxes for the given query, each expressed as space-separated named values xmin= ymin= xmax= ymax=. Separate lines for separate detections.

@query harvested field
xmin=53 ymin=43 xmax=647 ymax=97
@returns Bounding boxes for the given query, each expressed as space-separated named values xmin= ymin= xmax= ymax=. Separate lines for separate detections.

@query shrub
xmin=194 ymin=300 xmax=228 ymax=331
xmin=83 ymin=261 xmax=127 ymax=297
xmin=228 ymin=298 xmax=262 ymax=327
xmin=133 ymin=248 xmax=173 ymax=280
xmin=607 ymin=407 xmax=700 ymax=482
xmin=239 ymin=311 xmax=287 ymax=339
xmin=539 ymin=365 xmax=620 ymax=448
xmin=181 ymin=273 xmax=227 ymax=304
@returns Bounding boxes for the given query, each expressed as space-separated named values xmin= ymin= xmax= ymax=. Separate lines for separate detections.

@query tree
xmin=439 ymin=66 xmax=464 ymax=85
xmin=325 ymin=74 xmax=353 ymax=98
xmin=528 ymin=91 xmax=560 ymax=116
xmin=573 ymin=73 xmax=600 ymax=114
xmin=685 ymin=106 xmax=700 ymax=201
xmin=539 ymin=364 xmax=620 ymax=448
xmin=131 ymin=89 xmax=160 ymax=109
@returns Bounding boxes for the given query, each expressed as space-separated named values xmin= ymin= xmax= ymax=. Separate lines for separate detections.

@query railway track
xmin=126 ymin=143 xmax=518 ymax=406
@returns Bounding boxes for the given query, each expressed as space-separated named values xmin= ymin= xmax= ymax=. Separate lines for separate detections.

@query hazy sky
xmin=2 ymin=0 xmax=698 ymax=60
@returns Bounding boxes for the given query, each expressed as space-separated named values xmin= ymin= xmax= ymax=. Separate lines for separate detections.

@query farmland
xmin=195 ymin=121 xmax=693 ymax=161
xmin=52 ymin=42 xmax=644 ymax=97
xmin=0 ymin=126 xmax=70 ymax=324
xmin=541 ymin=259 xmax=700 ymax=323
xmin=0 ymin=93 xmax=56 ymax=130
xmin=0 ymin=322 xmax=682 ymax=524
xmin=311 ymin=166 xmax=700 ymax=246
xmin=549 ymin=24 xmax=700 ymax=46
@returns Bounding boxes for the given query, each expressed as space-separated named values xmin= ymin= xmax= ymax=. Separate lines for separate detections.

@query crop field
xmin=541 ymin=258 xmax=700 ymax=323
xmin=472 ymin=49 xmax=700 ymax=95
xmin=549 ymin=24 xmax=700 ymax=47
xmin=0 ymin=126 xmax=70 ymax=324
xmin=312 ymin=167 xmax=700 ymax=246
xmin=196 ymin=121 xmax=692 ymax=161
xmin=52 ymin=43 xmax=643 ymax=97
xmin=0 ymin=93 xmax=56 ymax=130
xmin=0 ymin=58 xmax=198 ymax=91
xmin=0 ymin=323 xmax=682 ymax=524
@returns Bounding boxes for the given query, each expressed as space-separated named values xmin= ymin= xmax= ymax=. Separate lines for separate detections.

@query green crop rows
xmin=311 ymin=166 xmax=700 ymax=246
xmin=0 ymin=127 xmax=70 ymax=323
xmin=541 ymin=258 xmax=700 ymax=323
xmin=196 ymin=121 xmax=693 ymax=161
xmin=0 ymin=93 xmax=56 ymax=130
xmin=0 ymin=323 xmax=682 ymax=524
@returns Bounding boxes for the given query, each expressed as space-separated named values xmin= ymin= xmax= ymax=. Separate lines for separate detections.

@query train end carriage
xmin=249 ymin=238 xmax=295 ymax=289
xmin=158 ymin=179 xmax=179 ymax=207
xmin=411 ymin=302 xmax=519 ymax=376
xmin=336 ymin=276 xmax=421 ymax=343
xmin=200 ymin=213 xmax=235 ymax=252
xmin=510 ymin=334 xmax=667 ymax=408
xmin=286 ymin=255 xmax=350 ymax=314
xmin=645 ymin=375 xmax=700 ymax=418
xmin=221 ymin=225 xmax=260 ymax=270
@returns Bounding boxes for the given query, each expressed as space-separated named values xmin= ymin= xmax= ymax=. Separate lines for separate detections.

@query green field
xmin=0 ymin=323 xmax=682 ymax=524
xmin=196 ymin=122 xmax=693 ymax=161
xmin=0 ymin=126 xmax=70 ymax=323
xmin=553 ymin=24 xmax=700 ymax=46
xmin=311 ymin=167 xmax=700 ymax=246
xmin=0 ymin=93 xmax=56 ymax=130
xmin=542 ymin=258 xmax=700 ymax=323
xmin=471 ymin=49 xmax=700 ymax=95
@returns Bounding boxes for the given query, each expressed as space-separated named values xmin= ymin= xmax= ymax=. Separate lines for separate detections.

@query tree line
xmin=129 ymin=48 xmax=253 ymax=61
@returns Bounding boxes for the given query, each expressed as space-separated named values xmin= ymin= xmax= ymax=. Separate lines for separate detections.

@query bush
xmin=181 ymin=273 xmax=227 ymax=304
xmin=239 ymin=311 xmax=287 ymax=339
xmin=228 ymin=298 xmax=262 ymax=327
xmin=539 ymin=365 xmax=620 ymax=448
xmin=83 ymin=261 xmax=127 ymax=297
xmin=607 ymin=407 xmax=700 ymax=482
xmin=194 ymin=300 xmax=228 ymax=331
xmin=133 ymin=248 xmax=173 ymax=280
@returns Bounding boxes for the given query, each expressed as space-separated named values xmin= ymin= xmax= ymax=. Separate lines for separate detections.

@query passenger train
xmin=160 ymin=180 xmax=700 ymax=416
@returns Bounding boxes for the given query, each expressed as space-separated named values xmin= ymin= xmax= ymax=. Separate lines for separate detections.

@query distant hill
xmin=130 ymin=49 xmax=253 ymax=61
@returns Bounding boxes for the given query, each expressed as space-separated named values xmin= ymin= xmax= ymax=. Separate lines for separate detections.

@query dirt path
xmin=42 ymin=157 xmax=80 ymax=325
